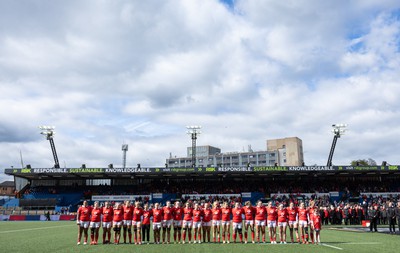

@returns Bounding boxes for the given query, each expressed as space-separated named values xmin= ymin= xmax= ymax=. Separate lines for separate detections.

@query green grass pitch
xmin=0 ymin=221 xmax=399 ymax=253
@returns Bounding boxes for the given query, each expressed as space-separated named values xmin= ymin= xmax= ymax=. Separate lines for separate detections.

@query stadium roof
xmin=4 ymin=166 xmax=400 ymax=180
xmin=0 ymin=180 xmax=14 ymax=187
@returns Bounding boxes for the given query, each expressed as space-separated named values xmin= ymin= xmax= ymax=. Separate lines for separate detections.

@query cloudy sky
xmin=1 ymin=0 xmax=400 ymax=182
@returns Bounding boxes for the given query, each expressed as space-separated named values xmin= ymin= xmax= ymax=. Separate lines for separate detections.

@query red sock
xmin=222 ymin=234 xmax=225 ymax=241
xmin=90 ymin=234 xmax=94 ymax=242
xmin=198 ymin=233 xmax=201 ymax=241
xmin=239 ymin=234 xmax=243 ymax=242
xmin=227 ymin=233 xmax=230 ymax=241
xmin=182 ymin=231 xmax=186 ymax=241
xmin=251 ymin=231 xmax=255 ymax=241
xmin=310 ymin=233 xmax=314 ymax=242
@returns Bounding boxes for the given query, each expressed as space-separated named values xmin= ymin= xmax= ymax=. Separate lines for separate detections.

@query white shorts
xmin=123 ymin=220 xmax=132 ymax=226
xmin=212 ymin=220 xmax=221 ymax=226
xmin=182 ymin=220 xmax=192 ymax=228
xmin=153 ymin=222 xmax=162 ymax=230
xmin=202 ymin=221 xmax=212 ymax=227
xmin=113 ymin=221 xmax=122 ymax=227
xmin=245 ymin=220 xmax=254 ymax=226
xmin=132 ymin=221 xmax=141 ymax=227
xmin=267 ymin=220 xmax=277 ymax=228
xmin=221 ymin=220 xmax=230 ymax=226
xmin=163 ymin=219 xmax=173 ymax=228
xmin=299 ymin=220 xmax=308 ymax=227
xmin=288 ymin=220 xmax=297 ymax=226
xmin=173 ymin=220 xmax=182 ymax=227
xmin=90 ymin=221 xmax=101 ymax=228
xmin=192 ymin=221 xmax=202 ymax=228
xmin=102 ymin=221 xmax=112 ymax=229
xmin=255 ymin=220 xmax=266 ymax=227
xmin=79 ymin=221 xmax=90 ymax=228
xmin=232 ymin=222 xmax=242 ymax=230
xmin=278 ymin=222 xmax=287 ymax=227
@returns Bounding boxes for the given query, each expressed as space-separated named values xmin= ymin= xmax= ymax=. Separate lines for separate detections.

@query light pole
xmin=327 ymin=124 xmax=347 ymax=166
xmin=122 ymin=144 xmax=128 ymax=169
xmin=186 ymin=126 xmax=201 ymax=168
xmin=39 ymin=126 xmax=60 ymax=168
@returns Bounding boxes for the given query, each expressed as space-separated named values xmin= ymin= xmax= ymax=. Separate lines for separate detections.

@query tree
xmin=351 ymin=158 xmax=377 ymax=166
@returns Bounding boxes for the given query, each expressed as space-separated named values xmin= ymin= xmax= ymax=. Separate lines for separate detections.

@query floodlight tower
xmin=122 ymin=144 xmax=128 ymax=169
xmin=39 ymin=126 xmax=60 ymax=168
xmin=186 ymin=126 xmax=201 ymax=168
xmin=327 ymin=124 xmax=347 ymax=166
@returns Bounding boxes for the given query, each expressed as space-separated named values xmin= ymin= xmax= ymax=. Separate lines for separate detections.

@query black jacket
xmin=387 ymin=207 xmax=395 ymax=219
xmin=395 ymin=207 xmax=400 ymax=218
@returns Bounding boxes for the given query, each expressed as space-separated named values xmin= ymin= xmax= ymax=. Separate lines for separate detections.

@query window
xmin=86 ymin=179 xmax=111 ymax=186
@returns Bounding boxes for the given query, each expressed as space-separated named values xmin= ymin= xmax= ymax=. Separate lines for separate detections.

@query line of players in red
xmin=76 ymin=199 xmax=322 ymax=245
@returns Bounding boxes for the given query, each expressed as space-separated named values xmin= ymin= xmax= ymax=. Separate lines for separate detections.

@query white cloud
xmin=1 ymin=0 xmax=400 ymax=182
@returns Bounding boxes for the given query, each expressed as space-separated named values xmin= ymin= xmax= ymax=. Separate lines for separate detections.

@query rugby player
xmin=152 ymin=202 xmax=163 ymax=244
xmin=122 ymin=200 xmax=133 ymax=244
xmin=132 ymin=201 xmax=143 ymax=244
xmin=243 ymin=201 xmax=255 ymax=243
xmin=231 ymin=202 xmax=244 ymax=243
xmin=89 ymin=201 xmax=102 ymax=245
xmin=255 ymin=200 xmax=266 ymax=243
xmin=277 ymin=203 xmax=288 ymax=244
xmin=266 ymin=201 xmax=277 ymax=244
xmin=173 ymin=201 xmax=183 ymax=243
xmin=112 ymin=202 xmax=124 ymax=244
xmin=192 ymin=202 xmax=203 ymax=243
xmin=221 ymin=201 xmax=231 ymax=243
xmin=211 ymin=201 xmax=222 ymax=243
xmin=287 ymin=202 xmax=299 ymax=243
xmin=298 ymin=202 xmax=309 ymax=244
xmin=202 ymin=202 xmax=212 ymax=243
xmin=101 ymin=201 xmax=113 ymax=244
xmin=162 ymin=201 xmax=174 ymax=244
xmin=76 ymin=200 xmax=92 ymax=245
xmin=182 ymin=202 xmax=193 ymax=244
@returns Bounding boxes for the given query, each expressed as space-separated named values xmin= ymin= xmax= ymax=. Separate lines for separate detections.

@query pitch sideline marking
xmin=321 ymin=243 xmax=343 ymax=250
xmin=0 ymin=224 xmax=74 ymax=234
xmin=339 ymin=242 xmax=382 ymax=245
